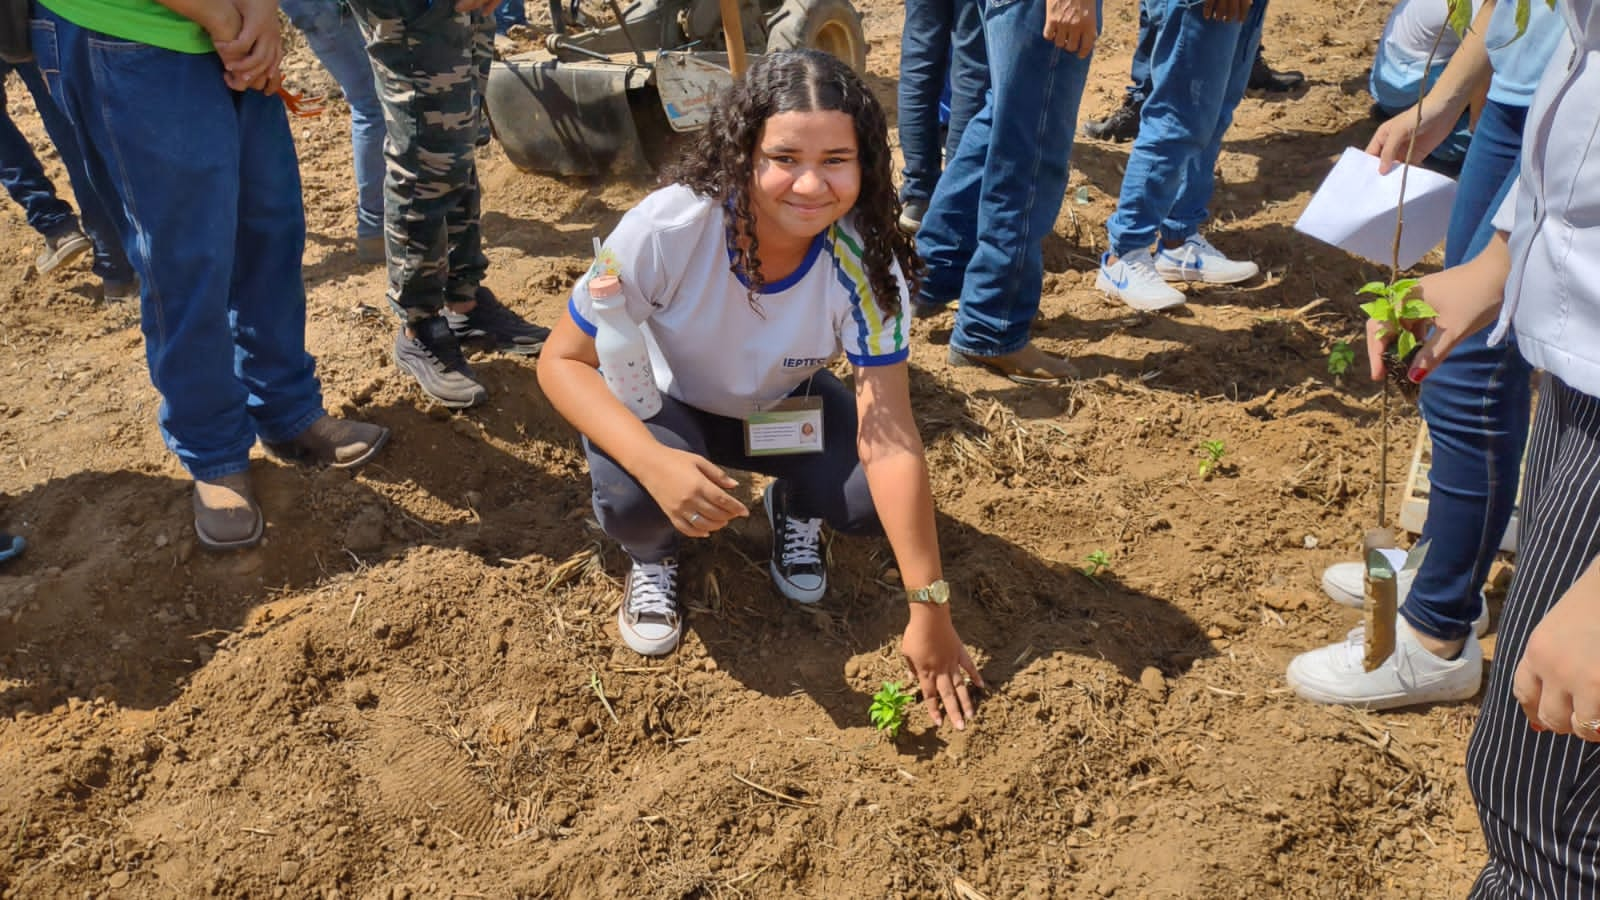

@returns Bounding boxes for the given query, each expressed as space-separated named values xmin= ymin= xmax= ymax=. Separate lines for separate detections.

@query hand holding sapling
xmin=1362 ymin=232 xmax=1512 ymax=382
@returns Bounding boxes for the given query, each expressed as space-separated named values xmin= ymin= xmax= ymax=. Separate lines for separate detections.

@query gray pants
xmin=585 ymin=370 xmax=881 ymax=562
xmin=1467 ymin=372 xmax=1600 ymax=898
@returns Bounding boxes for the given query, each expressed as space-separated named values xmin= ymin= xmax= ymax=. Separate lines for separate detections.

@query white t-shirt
xmin=568 ymin=184 xmax=912 ymax=420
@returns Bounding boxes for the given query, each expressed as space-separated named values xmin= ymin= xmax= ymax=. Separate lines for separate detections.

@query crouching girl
xmin=537 ymin=49 xmax=984 ymax=730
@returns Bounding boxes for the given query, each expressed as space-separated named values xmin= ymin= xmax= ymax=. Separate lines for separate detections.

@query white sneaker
xmin=1154 ymin=235 xmax=1259 ymax=284
xmin=1286 ymin=617 xmax=1483 ymax=710
xmin=1321 ymin=554 xmax=1489 ymax=636
xmin=617 ymin=558 xmax=681 ymax=656
xmin=1095 ymin=249 xmax=1186 ymax=311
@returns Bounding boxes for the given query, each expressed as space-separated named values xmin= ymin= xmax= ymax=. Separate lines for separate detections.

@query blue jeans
xmin=280 ymin=0 xmax=386 ymax=239
xmin=897 ymin=0 xmax=988 ymax=207
xmin=493 ymin=0 xmax=526 ymax=33
xmin=0 ymin=59 xmax=133 ymax=281
xmin=31 ymin=7 xmax=326 ymax=481
xmin=917 ymin=0 xmax=1099 ymax=357
xmin=1444 ymin=99 xmax=1525 ymax=268
xmin=1107 ymin=0 xmax=1266 ymax=255
xmin=1125 ymin=0 xmax=1158 ymax=104
xmin=1400 ymin=100 xmax=1532 ymax=642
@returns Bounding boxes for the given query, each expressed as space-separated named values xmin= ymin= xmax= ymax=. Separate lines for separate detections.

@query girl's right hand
xmin=637 ymin=448 xmax=750 ymax=537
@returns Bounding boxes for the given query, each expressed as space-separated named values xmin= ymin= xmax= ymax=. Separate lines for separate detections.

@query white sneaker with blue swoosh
xmin=1154 ymin=234 xmax=1259 ymax=284
xmin=1096 ymin=249 xmax=1186 ymax=311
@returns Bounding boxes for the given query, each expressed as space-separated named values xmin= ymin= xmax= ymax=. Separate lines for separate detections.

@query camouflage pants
xmin=345 ymin=0 xmax=494 ymax=319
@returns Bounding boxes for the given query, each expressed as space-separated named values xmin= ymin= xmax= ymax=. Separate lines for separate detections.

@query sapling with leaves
xmin=869 ymin=681 xmax=914 ymax=739
xmin=1327 ymin=340 xmax=1356 ymax=377
xmin=1197 ymin=440 xmax=1227 ymax=479
xmin=1082 ymin=550 xmax=1111 ymax=578
xmin=1359 ymin=278 xmax=1437 ymax=392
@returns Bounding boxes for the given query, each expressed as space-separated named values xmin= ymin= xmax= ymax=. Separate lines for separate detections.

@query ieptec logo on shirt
xmin=782 ymin=356 xmax=830 ymax=368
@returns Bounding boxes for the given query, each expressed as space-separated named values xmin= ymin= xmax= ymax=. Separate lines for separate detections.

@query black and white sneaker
xmin=617 ymin=557 xmax=682 ymax=656
xmin=394 ymin=316 xmax=489 ymax=408
xmin=446 ymin=286 xmax=549 ymax=356
xmin=765 ymin=482 xmax=826 ymax=604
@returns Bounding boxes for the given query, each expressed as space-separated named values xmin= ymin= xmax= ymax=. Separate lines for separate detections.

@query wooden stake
xmin=1362 ymin=528 xmax=1398 ymax=672
xmin=718 ymin=0 xmax=749 ymax=78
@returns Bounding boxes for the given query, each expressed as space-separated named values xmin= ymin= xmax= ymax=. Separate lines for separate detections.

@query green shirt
xmin=38 ymin=0 xmax=213 ymax=54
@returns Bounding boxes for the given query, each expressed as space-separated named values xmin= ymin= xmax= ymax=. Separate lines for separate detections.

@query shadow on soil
xmin=0 ymin=379 xmax=596 ymax=715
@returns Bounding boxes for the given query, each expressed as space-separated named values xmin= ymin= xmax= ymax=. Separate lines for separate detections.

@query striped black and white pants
xmin=1467 ymin=373 xmax=1600 ymax=898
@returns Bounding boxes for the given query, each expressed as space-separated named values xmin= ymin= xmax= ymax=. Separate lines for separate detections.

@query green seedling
xmin=1358 ymin=279 xmax=1437 ymax=364
xmin=1197 ymin=440 xmax=1227 ymax=479
xmin=1327 ymin=340 xmax=1355 ymax=377
xmin=869 ymin=681 xmax=914 ymax=739
xmin=1082 ymin=550 xmax=1111 ymax=578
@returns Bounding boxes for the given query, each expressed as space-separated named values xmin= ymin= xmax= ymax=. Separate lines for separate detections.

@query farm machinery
xmin=484 ymin=0 xmax=868 ymax=177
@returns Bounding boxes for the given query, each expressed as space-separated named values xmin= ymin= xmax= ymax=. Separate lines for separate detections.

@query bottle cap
xmin=588 ymin=274 xmax=622 ymax=298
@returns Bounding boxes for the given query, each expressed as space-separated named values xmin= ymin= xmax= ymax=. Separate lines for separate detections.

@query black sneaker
xmin=1249 ymin=49 xmax=1306 ymax=93
xmin=764 ymin=482 xmax=826 ymax=604
xmin=617 ymin=556 xmax=682 ymax=656
xmin=898 ymin=198 xmax=928 ymax=235
xmin=445 ymin=286 xmax=550 ymax=356
xmin=1083 ymin=95 xmax=1143 ymax=142
xmin=394 ymin=316 xmax=489 ymax=408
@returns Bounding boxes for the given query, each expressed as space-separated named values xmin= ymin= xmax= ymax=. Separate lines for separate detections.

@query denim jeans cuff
xmin=187 ymin=458 xmax=254 ymax=483
xmin=1399 ymin=605 xmax=1475 ymax=643
xmin=949 ymin=334 xmax=1030 ymax=359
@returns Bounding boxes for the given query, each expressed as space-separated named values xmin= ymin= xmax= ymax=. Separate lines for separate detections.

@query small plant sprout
xmin=1327 ymin=340 xmax=1355 ymax=377
xmin=1358 ymin=279 xmax=1437 ymax=364
xmin=869 ymin=681 xmax=914 ymax=739
xmin=1197 ymin=440 xmax=1227 ymax=479
xmin=1082 ymin=550 xmax=1111 ymax=578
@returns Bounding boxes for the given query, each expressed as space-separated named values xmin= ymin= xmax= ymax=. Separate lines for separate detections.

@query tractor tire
xmin=763 ymin=0 xmax=867 ymax=73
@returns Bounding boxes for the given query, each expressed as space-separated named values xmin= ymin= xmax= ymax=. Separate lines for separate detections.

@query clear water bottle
xmin=589 ymin=274 xmax=662 ymax=420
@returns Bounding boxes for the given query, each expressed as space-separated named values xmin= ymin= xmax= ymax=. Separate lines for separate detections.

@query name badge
xmin=744 ymin=396 xmax=824 ymax=456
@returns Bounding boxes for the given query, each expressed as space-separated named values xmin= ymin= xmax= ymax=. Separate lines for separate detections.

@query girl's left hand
xmin=901 ymin=605 xmax=984 ymax=730
xmin=1513 ymin=566 xmax=1600 ymax=741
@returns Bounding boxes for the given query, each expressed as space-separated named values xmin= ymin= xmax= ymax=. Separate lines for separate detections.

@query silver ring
xmin=688 ymin=513 xmax=702 ymax=525
xmin=1578 ymin=716 xmax=1600 ymax=734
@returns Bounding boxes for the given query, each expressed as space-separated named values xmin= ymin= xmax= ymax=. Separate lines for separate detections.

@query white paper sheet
xmin=1293 ymin=147 xmax=1459 ymax=269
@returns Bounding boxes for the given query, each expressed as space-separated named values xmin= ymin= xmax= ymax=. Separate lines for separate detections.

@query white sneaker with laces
xmin=1321 ymin=553 xmax=1489 ymax=636
xmin=1154 ymin=235 xmax=1259 ymax=284
xmin=1095 ymin=249 xmax=1186 ymax=311
xmin=618 ymin=558 xmax=681 ymax=656
xmin=1286 ymin=616 xmax=1483 ymax=709
xmin=765 ymin=483 xmax=826 ymax=604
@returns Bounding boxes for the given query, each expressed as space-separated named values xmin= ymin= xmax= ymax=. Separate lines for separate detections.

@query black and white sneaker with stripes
xmin=764 ymin=482 xmax=826 ymax=604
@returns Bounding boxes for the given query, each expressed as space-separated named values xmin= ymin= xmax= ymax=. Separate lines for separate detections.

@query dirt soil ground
xmin=0 ymin=3 xmax=1506 ymax=898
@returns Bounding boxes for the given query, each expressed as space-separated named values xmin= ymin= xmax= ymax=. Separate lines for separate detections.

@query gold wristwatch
xmin=906 ymin=579 xmax=950 ymax=605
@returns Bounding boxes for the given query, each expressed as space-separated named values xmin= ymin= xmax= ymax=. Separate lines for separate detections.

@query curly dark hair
xmin=660 ymin=49 xmax=920 ymax=319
